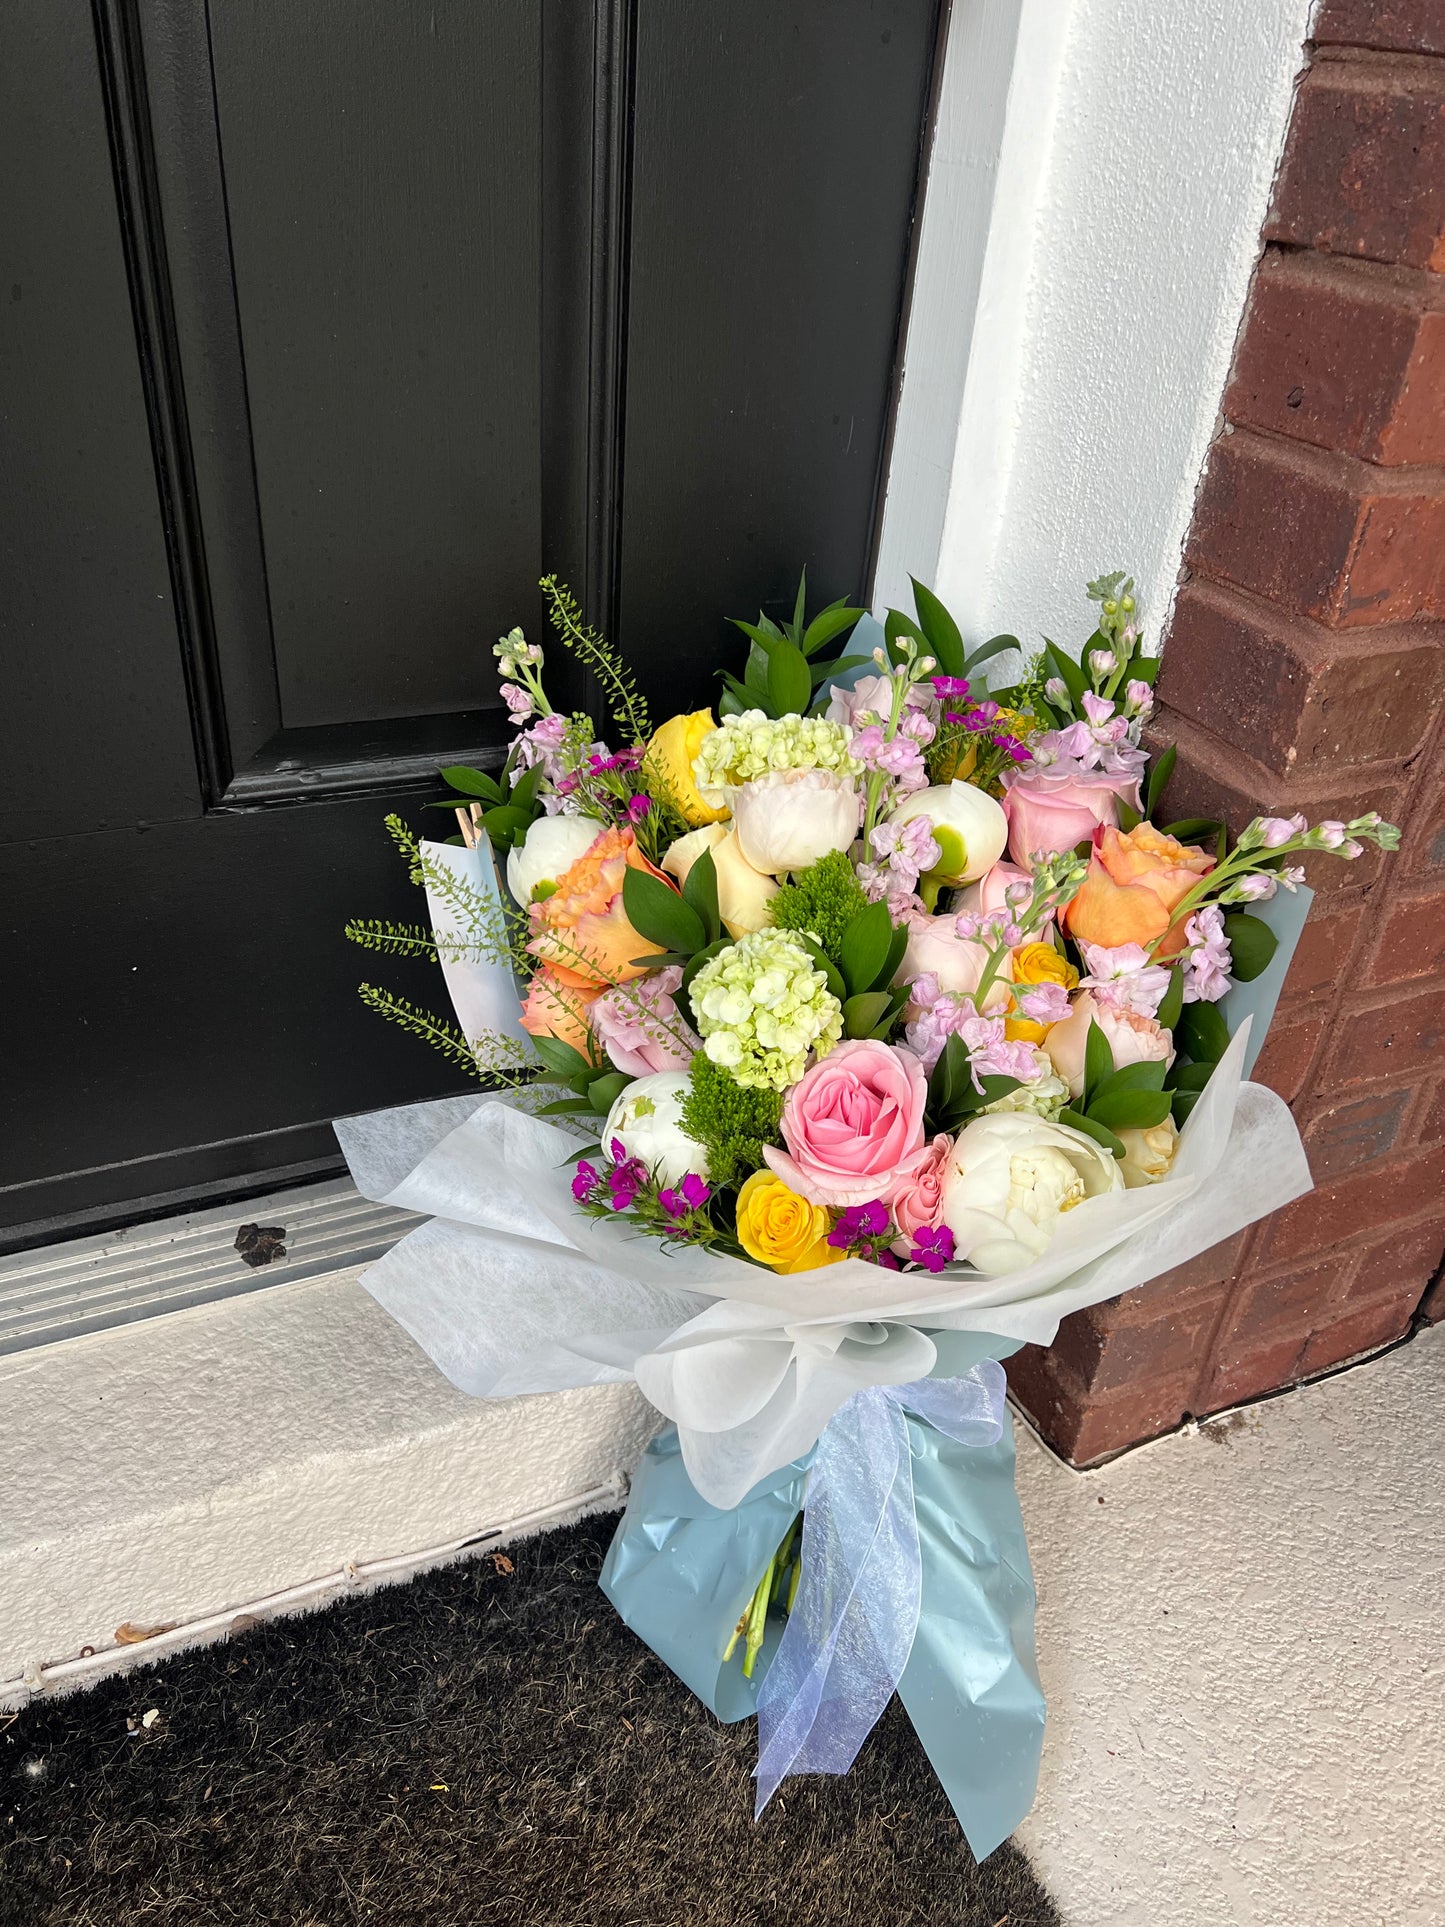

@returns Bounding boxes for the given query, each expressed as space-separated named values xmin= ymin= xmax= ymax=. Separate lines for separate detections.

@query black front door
xmin=1 ymin=0 xmax=943 ymax=1246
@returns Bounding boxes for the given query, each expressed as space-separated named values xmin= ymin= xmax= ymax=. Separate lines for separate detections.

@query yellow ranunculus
xmin=1010 ymin=941 xmax=1079 ymax=990
xmin=735 ymin=1169 xmax=841 ymax=1274
xmin=646 ymin=710 xmax=729 ymax=827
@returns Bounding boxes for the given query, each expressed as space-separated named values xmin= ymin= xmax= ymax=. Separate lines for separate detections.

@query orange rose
xmin=519 ymin=967 xmax=600 ymax=1054
xmin=526 ymin=824 xmax=670 ymax=989
xmin=1063 ymin=823 xmax=1215 ymax=957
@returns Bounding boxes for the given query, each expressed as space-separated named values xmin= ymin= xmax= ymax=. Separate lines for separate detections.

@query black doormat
xmin=1 ymin=1514 xmax=1058 ymax=1927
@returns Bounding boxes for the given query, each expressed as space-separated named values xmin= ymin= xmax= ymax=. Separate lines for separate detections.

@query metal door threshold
xmin=0 ymin=1180 xmax=422 ymax=1354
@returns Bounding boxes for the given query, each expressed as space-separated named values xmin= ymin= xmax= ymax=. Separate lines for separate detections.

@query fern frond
xmin=539 ymin=575 xmax=651 ymax=743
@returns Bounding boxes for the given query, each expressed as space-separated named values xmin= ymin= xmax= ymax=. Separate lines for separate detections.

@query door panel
xmin=0 ymin=0 xmax=944 ymax=1246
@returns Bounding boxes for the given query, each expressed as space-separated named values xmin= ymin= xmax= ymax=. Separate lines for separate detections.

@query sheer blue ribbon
xmin=753 ymin=1362 xmax=1007 ymax=1814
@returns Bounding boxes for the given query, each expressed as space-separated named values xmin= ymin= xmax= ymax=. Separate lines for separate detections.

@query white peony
xmin=888 ymin=781 xmax=1008 ymax=884
xmin=602 ymin=1072 xmax=709 ymax=1185
xmin=941 ymin=1112 xmax=1123 ymax=1274
xmin=729 ymin=769 xmax=861 ymax=876
xmin=662 ymin=822 xmax=779 ymax=937
xmin=505 ymin=813 xmax=604 ymax=906
xmin=1117 ymin=1117 xmax=1180 ymax=1189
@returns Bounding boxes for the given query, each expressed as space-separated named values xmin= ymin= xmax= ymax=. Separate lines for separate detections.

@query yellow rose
xmin=735 ymin=1169 xmax=841 ymax=1274
xmin=646 ymin=710 xmax=729 ymax=827
xmin=1010 ymin=942 xmax=1079 ymax=990
xmin=1004 ymin=942 xmax=1078 ymax=1041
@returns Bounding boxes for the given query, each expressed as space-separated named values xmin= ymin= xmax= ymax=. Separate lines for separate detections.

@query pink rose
xmin=888 ymin=1132 xmax=954 ymax=1255
xmin=1002 ymin=767 xmax=1141 ymax=866
xmin=590 ymin=965 xmax=699 ymax=1077
xmin=1043 ymin=990 xmax=1174 ymax=1099
xmin=898 ymin=915 xmax=1013 ymax=1012
xmin=955 ymin=859 xmax=1035 ymax=921
xmin=764 ymin=1039 xmax=929 ymax=1207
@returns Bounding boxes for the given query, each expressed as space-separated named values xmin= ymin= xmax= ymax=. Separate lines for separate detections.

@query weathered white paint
xmin=876 ymin=0 xmax=1316 ymax=658
xmin=1017 ymin=1324 xmax=1445 ymax=1926
xmin=0 ymin=1268 xmax=658 ymax=1690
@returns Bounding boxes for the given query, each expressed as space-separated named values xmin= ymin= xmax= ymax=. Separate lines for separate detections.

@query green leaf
xmin=1043 ymin=641 xmax=1087 ymax=707
xmin=535 ymin=1097 xmax=603 ymax=1117
xmin=1089 ymin=1088 xmax=1174 ymax=1131
xmin=909 ymin=578 xmax=966 ymax=677
xmin=1059 ymin=1107 xmax=1127 ymax=1159
xmin=962 ymin=633 xmax=1021 ymax=678
xmin=884 ymin=608 xmax=923 ymax=665
xmin=766 ymin=640 xmax=812 ymax=717
xmin=1083 ymin=1018 xmax=1115 ymax=1108
xmin=440 ymin=764 xmax=502 ymax=802
xmin=1156 ymin=965 xmax=1184 ymax=1033
xmin=843 ymin=991 xmax=893 ymax=1039
xmin=425 ymin=796 xmax=493 ymax=812
xmin=1145 ymin=743 xmax=1177 ymax=821
xmin=585 ymin=1071 xmax=633 ymax=1115
xmin=809 ymin=652 xmax=870 ymax=686
xmin=1115 ymin=797 xmax=1142 ymax=833
xmin=838 ymin=899 xmax=894 ymax=998
xmin=1095 ymin=1059 xmax=1169 ymax=1098
xmin=1222 ymin=911 xmax=1278 ymax=983
xmin=627 ymin=951 xmax=693 ymax=971
xmin=1167 ymin=1061 xmax=1216 ymax=1093
xmin=791 ymin=568 xmax=808 ymax=640
xmin=482 ymin=804 xmax=532 ymax=851
xmin=879 ymin=921 xmax=910 ymax=994
xmin=1170 ymin=1089 xmax=1201 ymax=1128
xmin=1128 ymin=651 xmax=1162 ymax=686
xmin=798 ymin=935 xmax=848 ymax=1007
xmin=508 ymin=761 xmax=545 ymax=812
xmin=730 ymin=616 xmax=784 ymax=652
xmin=680 ymin=937 xmax=730 ymax=1004
xmin=800 ymin=604 xmax=863 ymax=657
xmin=1161 ymin=818 xmax=1223 ymax=845
xmin=529 ymin=1034 xmax=595 ymax=1080
xmin=1177 ymin=1000 xmax=1231 ymax=1064
xmin=680 ymin=847 xmax=721 ymax=946
xmin=622 ymin=868 xmax=706 ymax=954
xmin=928 ymin=1031 xmax=970 ymax=1118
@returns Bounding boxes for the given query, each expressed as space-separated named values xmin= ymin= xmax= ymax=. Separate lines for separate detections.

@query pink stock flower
xmin=1234 ymin=873 xmax=1277 ymax=902
xmin=1181 ymin=905 xmax=1233 ymax=1004
xmin=764 ymin=1039 xmax=929 ymax=1207
xmin=1014 ymin=981 xmax=1072 ymax=1026
xmin=501 ymin=683 xmax=535 ymax=723
xmin=590 ymin=965 xmax=699 ymax=1076
xmin=851 ymin=725 xmax=929 ymax=790
xmin=1077 ymin=940 xmax=1173 ymax=1018
xmin=904 ymin=980 xmax=975 ymax=1072
xmin=888 ymin=1133 xmax=955 ymax=1255
xmin=958 ymin=1014 xmax=1043 ymax=1090
xmin=1257 ymin=814 xmax=1308 ymax=848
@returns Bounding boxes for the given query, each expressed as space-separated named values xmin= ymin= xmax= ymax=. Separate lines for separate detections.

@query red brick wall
xmin=1006 ymin=7 xmax=1445 ymax=1464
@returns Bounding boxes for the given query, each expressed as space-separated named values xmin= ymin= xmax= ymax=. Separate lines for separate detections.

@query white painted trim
xmin=877 ymin=0 xmax=1316 ymax=658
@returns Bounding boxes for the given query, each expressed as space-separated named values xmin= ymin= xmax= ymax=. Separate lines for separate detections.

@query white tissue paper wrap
xmin=335 ymin=1019 xmax=1311 ymax=1507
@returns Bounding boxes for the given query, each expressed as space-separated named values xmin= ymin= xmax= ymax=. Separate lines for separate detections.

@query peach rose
xmin=1043 ymin=990 xmax=1174 ymax=1099
xmin=1063 ymin=823 xmax=1215 ymax=957
xmin=527 ymin=824 xmax=670 ymax=990
xmin=520 ymin=967 xmax=600 ymax=1055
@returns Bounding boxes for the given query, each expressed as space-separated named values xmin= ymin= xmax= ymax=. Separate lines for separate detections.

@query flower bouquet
xmin=338 ymin=571 xmax=1398 ymax=1856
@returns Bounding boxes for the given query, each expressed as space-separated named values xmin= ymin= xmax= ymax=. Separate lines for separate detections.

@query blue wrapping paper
xmin=600 ymin=1334 xmax=1044 ymax=1860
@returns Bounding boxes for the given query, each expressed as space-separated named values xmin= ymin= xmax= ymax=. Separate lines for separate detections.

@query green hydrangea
xmin=679 ymin=1054 xmax=785 ymax=1191
xmin=689 ymin=929 xmax=843 ymax=1091
xmin=692 ymin=710 xmax=861 ymax=805
xmin=981 ymin=1053 xmax=1070 ymax=1120
xmin=769 ymin=850 xmax=868 ymax=959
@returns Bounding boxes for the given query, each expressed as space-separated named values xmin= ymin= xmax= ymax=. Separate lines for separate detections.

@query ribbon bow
xmin=753 ymin=1362 xmax=1007 ymax=1813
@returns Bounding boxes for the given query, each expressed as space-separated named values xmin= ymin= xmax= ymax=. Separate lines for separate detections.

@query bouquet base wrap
xmin=600 ymin=1335 xmax=1042 ymax=1863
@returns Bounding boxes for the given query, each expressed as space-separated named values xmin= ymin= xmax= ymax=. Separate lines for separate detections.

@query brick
xmin=1400 ymin=789 xmax=1445 ymax=883
xmin=1266 ymin=56 xmax=1445 ymax=272
xmin=1050 ymin=1291 xmax=1226 ymax=1396
xmin=1153 ymin=706 xmax=1406 ymax=897
xmin=1420 ymin=1270 xmax=1445 ymax=1319
xmin=1157 ymin=579 xmax=1444 ymax=778
xmin=1186 ymin=429 xmax=1445 ymax=627
xmin=1296 ymin=1291 xmax=1419 ymax=1373
xmin=1278 ymin=898 xmax=1366 ymax=1008
xmin=1314 ymin=4 xmax=1445 ymax=58
xmin=1363 ymin=887 xmax=1445 ymax=984
xmin=1202 ymin=1328 xmax=1309 ymax=1411
xmin=1252 ymin=1015 xmax=1327 ymax=1107
xmin=1215 ymin=1252 xmax=1355 ymax=1348
xmin=1420 ymin=1079 xmax=1445 ymax=1142
xmin=1337 ymin=1218 xmax=1445 ymax=1306
xmin=1057 ymin=1373 xmax=1197 ymax=1467
xmin=1099 ymin=1233 xmax=1250 ymax=1319
xmin=1302 ymin=1086 xmax=1411 ymax=1178
xmin=1257 ymin=1144 xmax=1445 ymax=1264
xmin=1226 ymin=250 xmax=1445 ymax=464
xmin=1323 ymin=983 xmax=1445 ymax=1087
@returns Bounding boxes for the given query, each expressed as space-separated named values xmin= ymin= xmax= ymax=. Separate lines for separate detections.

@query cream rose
xmin=1117 ymin=1117 xmax=1180 ymax=1189
xmin=662 ymin=822 xmax=779 ymax=937
xmin=941 ymin=1111 xmax=1124 ymax=1274
xmin=1043 ymin=991 xmax=1175 ymax=1101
